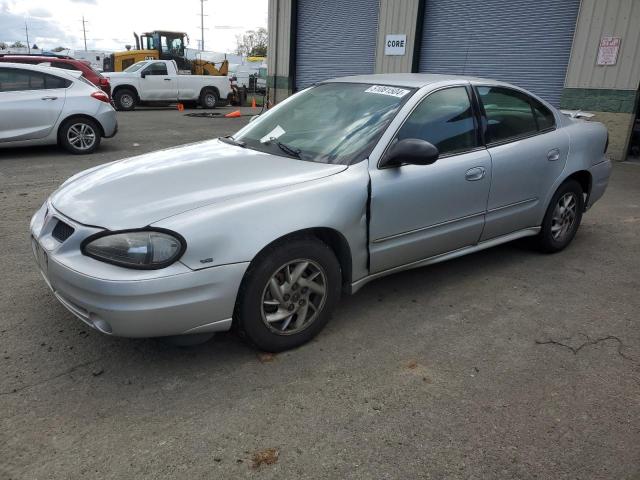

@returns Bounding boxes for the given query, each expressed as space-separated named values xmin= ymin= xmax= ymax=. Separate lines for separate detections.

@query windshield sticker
xmin=260 ymin=125 xmax=286 ymax=143
xmin=364 ymin=85 xmax=410 ymax=98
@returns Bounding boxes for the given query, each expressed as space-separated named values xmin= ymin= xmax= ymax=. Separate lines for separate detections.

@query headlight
xmin=81 ymin=229 xmax=186 ymax=269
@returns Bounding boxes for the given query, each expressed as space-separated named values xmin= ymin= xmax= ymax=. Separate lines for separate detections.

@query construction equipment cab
xmin=104 ymin=59 xmax=231 ymax=111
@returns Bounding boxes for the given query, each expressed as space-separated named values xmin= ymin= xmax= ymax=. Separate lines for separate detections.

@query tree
xmin=0 ymin=42 xmax=7 ymax=50
xmin=10 ymin=41 xmax=24 ymax=48
xmin=52 ymin=46 xmax=67 ymax=52
xmin=32 ymin=44 xmax=38 ymax=50
xmin=235 ymin=27 xmax=267 ymax=57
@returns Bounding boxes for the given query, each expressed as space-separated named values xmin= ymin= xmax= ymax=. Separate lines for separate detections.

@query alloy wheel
xmin=260 ymin=259 xmax=327 ymax=335
xmin=551 ymin=192 xmax=577 ymax=241
xmin=67 ymin=123 xmax=96 ymax=151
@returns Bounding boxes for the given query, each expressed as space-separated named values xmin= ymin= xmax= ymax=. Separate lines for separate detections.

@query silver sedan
xmin=30 ymin=74 xmax=611 ymax=351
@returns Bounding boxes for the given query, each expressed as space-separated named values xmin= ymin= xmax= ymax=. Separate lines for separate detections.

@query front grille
xmin=51 ymin=219 xmax=75 ymax=243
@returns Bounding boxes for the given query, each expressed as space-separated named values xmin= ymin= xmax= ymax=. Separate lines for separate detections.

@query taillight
xmin=91 ymin=90 xmax=111 ymax=103
xmin=99 ymin=78 xmax=109 ymax=86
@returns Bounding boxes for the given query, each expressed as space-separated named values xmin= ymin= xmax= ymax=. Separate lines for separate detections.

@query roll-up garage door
xmin=295 ymin=0 xmax=379 ymax=90
xmin=418 ymin=0 xmax=580 ymax=106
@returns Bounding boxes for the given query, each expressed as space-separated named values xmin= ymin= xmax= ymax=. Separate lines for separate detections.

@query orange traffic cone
xmin=177 ymin=103 xmax=184 ymax=111
xmin=251 ymin=97 xmax=257 ymax=109
xmin=225 ymin=110 xmax=242 ymax=118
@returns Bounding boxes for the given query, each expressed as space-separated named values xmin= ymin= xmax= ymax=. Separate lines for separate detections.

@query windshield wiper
xmin=219 ymin=135 xmax=246 ymax=147
xmin=272 ymin=140 xmax=301 ymax=158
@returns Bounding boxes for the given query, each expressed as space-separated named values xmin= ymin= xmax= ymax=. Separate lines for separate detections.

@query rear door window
xmin=476 ymin=86 xmax=538 ymax=144
xmin=530 ymin=98 xmax=556 ymax=131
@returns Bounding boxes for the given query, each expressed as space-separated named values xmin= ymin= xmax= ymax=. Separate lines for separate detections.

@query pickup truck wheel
xmin=200 ymin=89 xmax=218 ymax=109
xmin=235 ymin=237 xmax=341 ymax=352
xmin=114 ymin=89 xmax=136 ymax=111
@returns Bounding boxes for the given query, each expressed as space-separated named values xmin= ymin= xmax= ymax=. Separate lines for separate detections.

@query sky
xmin=0 ymin=0 xmax=267 ymax=53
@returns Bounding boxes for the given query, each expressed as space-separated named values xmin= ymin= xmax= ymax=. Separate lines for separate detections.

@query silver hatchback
xmin=30 ymin=74 xmax=611 ymax=351
xmin=0 ymin=62 xmax=117 ymax=154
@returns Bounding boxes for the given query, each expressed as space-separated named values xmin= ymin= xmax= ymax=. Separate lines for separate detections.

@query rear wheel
xmin=114 ymin=88 xmax=136 ymax=111
xmin=59 ymin=118 xmax=101 ymax=154
xmin=235 ymin=237 xmax=341 ymax=352
xmin=199 ymin=89 xmax=219 ymax=109
xmin=535 ymin=180 xmax=584 ymax=253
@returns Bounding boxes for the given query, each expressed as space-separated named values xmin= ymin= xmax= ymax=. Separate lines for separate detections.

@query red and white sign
xmin=596 ymin=36 xmax=621 ymax=66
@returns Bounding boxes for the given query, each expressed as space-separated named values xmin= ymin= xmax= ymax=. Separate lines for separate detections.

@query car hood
xmin=51 ymin=139 xmax=347 ymax=229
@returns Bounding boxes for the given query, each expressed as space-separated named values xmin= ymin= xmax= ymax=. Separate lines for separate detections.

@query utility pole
xmin=25 ymin=21 xmax=31 ymax=54
xmin=198 ymin=0 xmax=208 ymax=51
xmin=81 ymin=16 xmax=88 ymax=51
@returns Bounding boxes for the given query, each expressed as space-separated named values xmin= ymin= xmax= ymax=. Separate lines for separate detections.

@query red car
xmin=0 ymin=54 xmax=111 ymax=97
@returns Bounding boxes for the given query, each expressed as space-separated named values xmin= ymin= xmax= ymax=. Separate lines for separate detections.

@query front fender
xmin=153 ymin=161 xmax=371 ymax=283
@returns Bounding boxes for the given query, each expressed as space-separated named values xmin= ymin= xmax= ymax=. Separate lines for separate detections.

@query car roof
xmin=0 ymin=55 xmax=76 ymax=63
xmin=0 ymin=62 xmax=84 ymax=80
xmin=323 ymin=73 xmax=511 ymax=89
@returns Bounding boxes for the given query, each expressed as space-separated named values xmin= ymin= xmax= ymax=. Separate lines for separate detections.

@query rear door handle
xmin=547 ymin=148 xmax=560 ymax=161
xmin=164 ymin=78 xmax=172 ymax=81
xmin=41 ymin=96 xmax=58 ymax=100
xmin=465 ymin=166 xmax=486 ymax=181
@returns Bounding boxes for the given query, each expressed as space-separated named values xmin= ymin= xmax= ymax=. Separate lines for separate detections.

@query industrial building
xmin=267 ymin=0 xmax=640 ymax=160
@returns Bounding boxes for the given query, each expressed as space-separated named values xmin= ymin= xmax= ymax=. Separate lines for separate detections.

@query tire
xmin=199 ymin=88 xmax=219 ymax=109
xmin=59 ymin=117 xmax=101 ymax=154
xmin=535 ymin=179 xmax=584 ymax=253
xmin=235 ymin=237 xmax=342 ymax=352
xmin=114 ymin=88 xmax=136 ymax=111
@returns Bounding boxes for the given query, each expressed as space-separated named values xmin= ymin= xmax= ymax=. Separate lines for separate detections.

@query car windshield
xmin=233 ymin=82 xmax=414 ymax=164
xmin=124 ymin=61 xmax=148 ymax=72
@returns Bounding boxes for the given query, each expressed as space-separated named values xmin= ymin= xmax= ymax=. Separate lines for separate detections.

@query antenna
xmin=25 ymin=21 xmax=31 ymax=54
xmin=198 ymin=0 xmax=208 ymax=51
xmin=81 ymin=16 xmax=88 ymax=51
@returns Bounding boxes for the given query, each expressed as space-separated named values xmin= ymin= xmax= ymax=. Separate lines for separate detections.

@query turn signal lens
xmin=82 ymin=230 xmax=185 ymax=269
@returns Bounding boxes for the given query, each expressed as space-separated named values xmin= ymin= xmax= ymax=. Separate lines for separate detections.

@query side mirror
xmin=140 ymin=72 xmax=146 ymax=78
xmin=380 ymin=138 xmax=439 ymax=168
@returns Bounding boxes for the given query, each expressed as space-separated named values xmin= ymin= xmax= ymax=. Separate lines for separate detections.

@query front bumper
xmin=30 ymin=203 xmax=248 ymax=338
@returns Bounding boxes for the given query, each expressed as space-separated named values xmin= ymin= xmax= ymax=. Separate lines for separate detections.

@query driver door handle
xmin=164 ymin=78 xmax=172 ymax=81
xmin=465 ymin=166 xmax=486 ymax=181
xmin=41 ymin=96 xmax=58 ymax=100
xmin=547 ymin=148 xmax=560 ymax=161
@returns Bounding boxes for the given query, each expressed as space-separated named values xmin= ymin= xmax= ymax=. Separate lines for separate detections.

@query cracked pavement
xmin=1 ymin=109 xmax=640 ymax=479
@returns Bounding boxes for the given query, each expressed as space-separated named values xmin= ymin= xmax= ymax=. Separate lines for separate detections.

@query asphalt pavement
xmin=1 ymin=107 xmax=639 ymax=479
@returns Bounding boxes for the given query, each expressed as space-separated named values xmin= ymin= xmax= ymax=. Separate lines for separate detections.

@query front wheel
xmin=235 ymin=237 xmax=341 ymax=352
xmin=59 ymin=118 xmax=101 ymax=154
xmin=535 ymin=179 xmax=584 ymax=253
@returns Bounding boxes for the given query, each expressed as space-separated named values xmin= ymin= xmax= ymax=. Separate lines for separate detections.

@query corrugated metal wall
xmin=375 ymin=0 xmax=420 ymax=73
xmin=295 ymin=0 xmax=380 ymax=90
xmin=565 ymin=0 xmax=640 ymax=90
xmin=417 ymin=0 xmax=580 ymax=106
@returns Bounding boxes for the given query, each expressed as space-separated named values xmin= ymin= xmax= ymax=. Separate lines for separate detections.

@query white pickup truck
xmin=104 ymin=60 xmax=231 ymax=111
